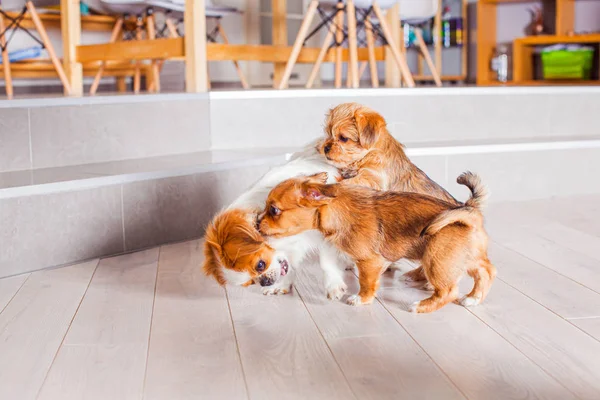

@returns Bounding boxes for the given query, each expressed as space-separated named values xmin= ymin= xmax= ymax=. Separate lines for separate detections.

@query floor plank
xmin=469 ymin=280 xmax=600 ymax=400
xmin=38 ymin=249 xmax=159 ymax=400
xmin=0 ymin=273 xmax=29 ymax=312
xmin=489 ymin=243 xmax=600 ymax=319
xmin=569 ymin=317 xmax=600 ymax=341
xmin=294 ymin=262 xmax=464 ymax=400
xmin=226 ymin=271 xmax=355 ymax=400
xmin=377 ymin=281 xmax=576 ymax=400
xmin=0 ymin=260 xmax=97 ymax=400
xmin=487 ymin=219 xmax=600 ymax=293
xmin=143 ymin=240 xmax=247 ymax=400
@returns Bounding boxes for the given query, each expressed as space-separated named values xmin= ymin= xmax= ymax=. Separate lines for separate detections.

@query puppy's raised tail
xmin=421 ymin=172 xmax=488 ymax=236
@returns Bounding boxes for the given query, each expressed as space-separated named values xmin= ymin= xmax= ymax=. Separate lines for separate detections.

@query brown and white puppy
xmin=258 ymin=172 xmax=496 ymax=313
xmin=319 ymin=102 xmax=461 ymax=282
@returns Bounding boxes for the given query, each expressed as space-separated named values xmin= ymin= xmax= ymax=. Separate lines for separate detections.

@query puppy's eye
xmin=269 ymin=205 xmax=281 ymax=217
xmin=256 ymin=260 xmax=266 ymax=273
xmin=339 ymin=135 xmax=349 ymax=143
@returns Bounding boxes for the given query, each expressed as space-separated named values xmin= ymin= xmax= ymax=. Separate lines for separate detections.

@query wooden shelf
xmin=481 ymin=79 xmax=600 ymax=86
xmin=516 ymin=34 xmax=600 ymax=45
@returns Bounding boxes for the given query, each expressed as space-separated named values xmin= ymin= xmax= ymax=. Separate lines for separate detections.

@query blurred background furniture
xmin=278 ymin=0 xmax=414 ymax=89
xmin=477 ymin=0 xmax=600 ymax=86
xmin=0 ymin=0 xmax=71 ymax=98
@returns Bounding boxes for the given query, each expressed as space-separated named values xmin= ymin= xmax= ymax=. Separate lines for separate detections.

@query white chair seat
xmin=318 ymin=0 xmax=397 ymax=10
xmin=398 ymin=0 xmax=438 ymax=24
xmin=100 ymin=0 xmax=148 ymax=15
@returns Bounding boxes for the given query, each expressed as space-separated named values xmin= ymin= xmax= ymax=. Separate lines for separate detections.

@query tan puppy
xmin=258 ymin=172 xmax=496 ymax=313
xmin=320 ymin=102 xmax=458 ymax=199
xmin=319 ymin=102 xmax=461 ymax=282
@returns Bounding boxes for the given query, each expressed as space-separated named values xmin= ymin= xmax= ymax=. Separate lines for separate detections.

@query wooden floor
xmin=1 ymin=195 xmax=600 ymax=400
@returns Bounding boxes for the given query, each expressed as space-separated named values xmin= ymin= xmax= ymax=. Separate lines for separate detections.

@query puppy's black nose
xmin=324 ymin=144 xmax=331 ymax=154
xmin=259 ymin=276 xmax=274 ymax=287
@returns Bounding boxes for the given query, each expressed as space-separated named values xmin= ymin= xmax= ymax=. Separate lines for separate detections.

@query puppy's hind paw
xmin=408 ymin=301 xmax=420 ymax=313
xmin=459 ymin=295 xmax=481 ymax=307
xmin=346 ymin=294 xmax=373 ymax=306
xmin=326 ymin=282 xmax=348 ymax=301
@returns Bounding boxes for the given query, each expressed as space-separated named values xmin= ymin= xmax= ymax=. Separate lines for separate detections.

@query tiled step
xmin=3 ymin=87 xmax=600 ymax=172
xmin=2 ymin=137 xmax=600 ymax=279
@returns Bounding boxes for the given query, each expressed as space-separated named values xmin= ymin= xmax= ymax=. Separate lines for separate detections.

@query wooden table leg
xmin=0 ymin=15 xmax=13 ymax=99
xmin=133 ymin=16 xmax=143 ymax=94
xmin=272 ymin=0 xmax=287 ymax=88
xmin=334 ymin=2 xmax=344 ymax=89
xmin=27 ymin=1 xmax=72 ymax=94
xmin=185 ymin=0 xmax=208 ymax=93
xmin=91 ymin=18 xmax=123 ymax=95
xmin=434 ymin=0 xmax=442 ymax=76
xmin=365 ymin=16 xmax=378 ymax=88
xmin=59 ymin=0 xmax=81 ymax=96
xmin=146 ymin=13 xmax=160 ymax=93
xmin=346 ymin=0 xmax=359 ymax=88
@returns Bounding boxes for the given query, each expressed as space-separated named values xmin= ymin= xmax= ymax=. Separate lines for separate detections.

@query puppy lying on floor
xmin=202 ymin=141 xmax=350 ymax=298
xmin=319 ymin=102 xmax=462 ymax=283
xmin=258 ymin=172 xmax=496 ymax=313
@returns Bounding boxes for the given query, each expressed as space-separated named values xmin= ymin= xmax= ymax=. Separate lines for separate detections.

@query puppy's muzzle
xmin=259 ymin=275 xmax=275 ymax=287
xmin=323 ymin=144 xmax=332 ymax=154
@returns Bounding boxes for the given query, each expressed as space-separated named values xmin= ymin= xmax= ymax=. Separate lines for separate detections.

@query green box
xmin=541 ymin=48 xmax=594 ymax=80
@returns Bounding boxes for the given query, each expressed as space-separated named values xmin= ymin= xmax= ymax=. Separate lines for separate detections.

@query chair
xmin=397 ymin=0 xmax=442 ymax=86
xmin=278 ymin=0 xmax=414 ymax=90
xmin=0 ymin=0 xmax=71 ymax=99
xmin=147 ymin=0 xmax=249 ymax=89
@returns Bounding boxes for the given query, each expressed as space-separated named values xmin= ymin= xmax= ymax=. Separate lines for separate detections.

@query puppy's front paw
xmin=326 ymin=282 xmax=348 ymax=301
xmin=459 ymin=295 xmax=481 ymax=307
xmin=262 ymin=285 xmax=291 ymax=296
xmin=346 ymin=295 xmax=362 ymax=306
xmin=340 ymin=168 xmax=358 ymax=180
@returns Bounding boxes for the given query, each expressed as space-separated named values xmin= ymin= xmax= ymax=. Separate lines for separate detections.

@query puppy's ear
xmin=306 ymin=172 xmax=328 ymax=184
xmin=354 ymin=108 xmax=386 ymax=148
xmin=202 ymin=238 xmax=226 ymax=286
xmin=300 ymin=182 xmax=335 ymax=206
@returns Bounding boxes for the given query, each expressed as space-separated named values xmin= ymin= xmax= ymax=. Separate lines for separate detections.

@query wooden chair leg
xmin=0 ymin=15 xmax=13 ymax=99
xmin=133 ymin=17 xmax=143 ymax=94
xmin=334 ymin=4 xmax=344 ymax=89
xmin=26 ymin=1 xmax=72 ymax=94
xmin=146 ymin=14 xmax=160 ymax=93
xmin=414 ymin=28 xmax=442 ymax=87
xmin=372 ymin=1 xmax=415 ymax=88
xmin=91 ymin=18 xmax=123 ymax=95
xmin=306 ymin=21 xmax=336 ymax=88
xmin=277 ymin=0 xmax=319 ymax=89
xmin=358 ymin=61 xmax=368 ymax=79
xmin=165 ymin=18 xmax=179 ymax=38
xmin=364 ymin=16 xmax=379 ymax=88
xmin=216 ymin=22 xmax=249 ymax=89
xmin=346 ymin=0 xmax=359 ymax=88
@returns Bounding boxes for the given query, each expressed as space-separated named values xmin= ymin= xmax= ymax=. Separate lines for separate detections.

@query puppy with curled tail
xmin=258 ymin=171 xmax=496 ymax=314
